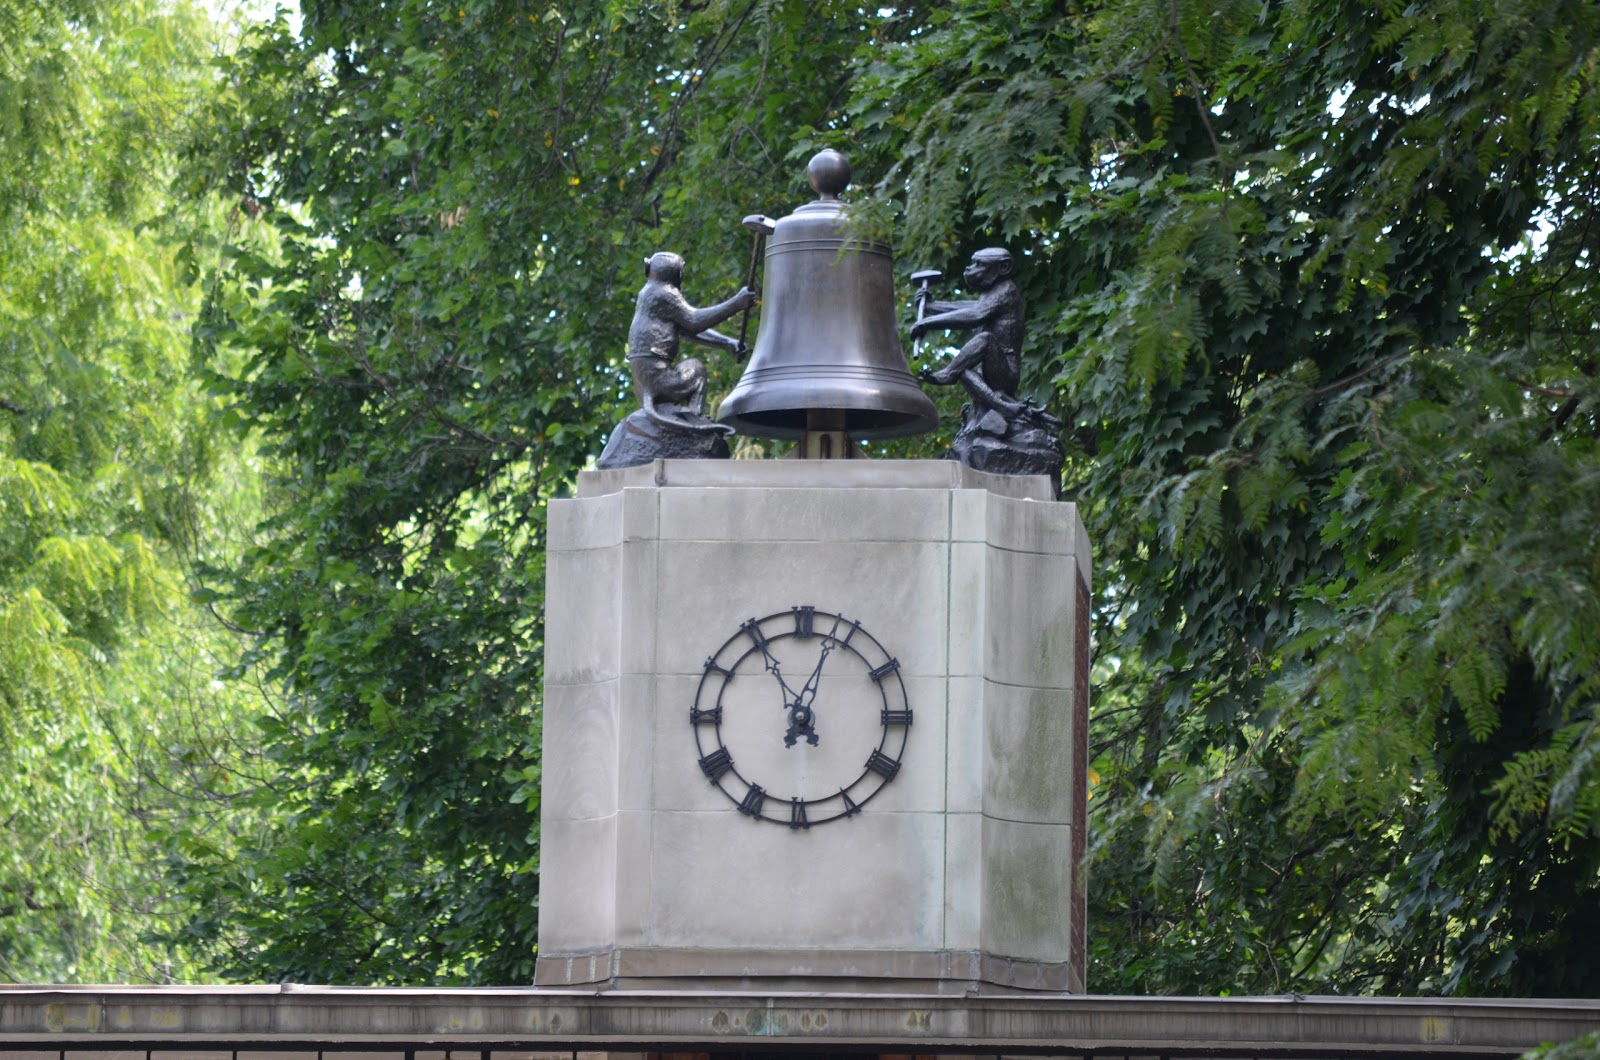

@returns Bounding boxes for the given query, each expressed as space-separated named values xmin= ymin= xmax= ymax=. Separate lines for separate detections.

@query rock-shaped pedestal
xmin=596 ymin=408 xmax=732 ymax=470
xmin=947 ymin=404 xmax=1065 ymax=487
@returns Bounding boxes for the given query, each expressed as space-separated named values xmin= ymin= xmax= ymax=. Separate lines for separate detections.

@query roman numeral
xmin=839 ymin=789 xmax=861 ymax=817
xmin=690 ymin=706 xmax=722 ymax=725
xmin=704 ymin=658 xmax=733 ymax=678
xmin=738 ymin=785 xmax=766 ymax=818
xmin=789 ymin=798 xmax=810 ymax=830
xmin=869 ymin=658 xmax=901 ymax=682
xmin=741 ymin=619 xmax=767 ymax=651
xmin=865 ymin=749 xmax=901 ymax=780
xmin=793 ymin=606 xmax=815 ymax=638
xmin=698 ymin=748 xmax=733 ymax=780
xmin=881 ymin=709 xmax=913 ymax=726
xmin=827 ymin=614 xmax=858 ymax=647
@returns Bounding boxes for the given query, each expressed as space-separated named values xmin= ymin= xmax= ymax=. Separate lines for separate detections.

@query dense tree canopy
xmin=178 ymin=0 xmax=916 ymax=985
xmin=185 ymin=0 xmax=1600 ymax=992
xmin=832 ymin=0 xmax=1600 ymax=999
xmin=0 ymin=0 xmax=263 ymax=980
xmin=4 ymin=0 xmax=1595 ymax=1000
xmin=843 ymin=0 xmax=1600 ymax=994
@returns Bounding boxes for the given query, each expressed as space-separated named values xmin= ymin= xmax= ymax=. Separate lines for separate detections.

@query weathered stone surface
xmin=538 ymin=460 xmax=1089 ymax=992
xmin=7 ymin=985 xmax=1599 ymax=1056
xmin=575 ymin=456 xmax=1056 ymax=498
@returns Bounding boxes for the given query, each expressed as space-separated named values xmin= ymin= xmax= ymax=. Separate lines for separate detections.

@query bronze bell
xmin=718 ymin=150 xmax=938 ymax=444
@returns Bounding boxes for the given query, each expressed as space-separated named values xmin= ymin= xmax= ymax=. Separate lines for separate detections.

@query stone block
xmin=539 ymin=680 xmax=618 ymax=822
xmin=943 ymin=810 xmax=983 ymax=950
xmin=549 ymin=490 xmax=623 ymax=550
xmin=544 ymin=545 xmax=621 ymax=686
xmin=615 ymin=672 xmax=658 ymax=814
xmin=649 ymin=672 xmax=721 ymax=813
xmin=612 ymin=809 xmax=656 ymax=949
xmin=985 ymin=492 xmax=1079 ymax=556
xmin=982 ymin=681 xmax=1078 ymax=825
xmin=948 ymin=541 xmax=987 ymax=677
xmin=536 ymin=815 xmax=618 ymax=954
xmin=944 ymin=676 xmax=984 ymax=814
xmin=617 ymin=533 xmax=660 ymax=678
xmin=620 ymin=485 xmax=659 ymax=542
xmin=643 ymin=808 xmax=947 ymax=952
xmin=984 ymin=546 xmax=1077 ymax=690
xmin=981 ymin=817 xmax=1075 ymax=963
xmin=576 ymin=458 xmax=1054 ymax=498
xmin=653 ymin=539 xmax=951 ymax=678
xmin=951 ymin=486 xmax=987 ymax=542
xmin=659 ymin=485 xmax=951 ymax=543
xmin=874 ymin=674 xmax=948 ymax=815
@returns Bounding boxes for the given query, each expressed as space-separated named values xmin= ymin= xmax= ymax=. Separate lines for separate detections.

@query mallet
xmin=910 ymin=269 xmax=942 ymax=360
xmin=736 ymin=214 xmax=777 ymax=359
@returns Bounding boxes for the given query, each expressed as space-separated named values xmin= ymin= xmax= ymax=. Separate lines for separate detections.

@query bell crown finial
xmin=807 ymin=149 xmax=851 ymax=200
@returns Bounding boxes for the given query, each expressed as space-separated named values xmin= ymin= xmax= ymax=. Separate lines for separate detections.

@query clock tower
xmin=536 ymin=150 xmax=1088 ymax=995
xmin=535 ymin=458 xmax=1090 ymax=994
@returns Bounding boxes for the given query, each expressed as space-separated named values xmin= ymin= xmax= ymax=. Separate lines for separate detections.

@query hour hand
xmin=783 ymin=642 xmax=832 ymax=748
xmin=743 ymin=619 xmax=798 ymax=699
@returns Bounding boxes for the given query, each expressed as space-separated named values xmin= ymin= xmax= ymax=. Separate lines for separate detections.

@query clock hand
xmin=748 ymin=630 xmax=800 ymax=704
xmin=797 ymin=641 xmax=833 ymax=708
xmin=783 ymin=641 xmax=831 ymax=749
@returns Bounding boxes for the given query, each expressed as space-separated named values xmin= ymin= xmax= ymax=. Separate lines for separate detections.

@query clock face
xmin=690 ymin=606 xmax=912 ymax=828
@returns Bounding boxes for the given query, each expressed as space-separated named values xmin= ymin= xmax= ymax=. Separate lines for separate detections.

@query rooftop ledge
xmin=3 ymin=986 xmax=1599 ymax=1057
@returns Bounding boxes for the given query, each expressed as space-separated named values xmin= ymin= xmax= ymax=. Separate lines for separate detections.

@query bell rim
xmin=717 ymin=404 xmax=940 ymax=441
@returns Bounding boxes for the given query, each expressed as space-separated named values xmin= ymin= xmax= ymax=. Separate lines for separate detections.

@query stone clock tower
xmin=535 ymin=459 xmax=1090 ymax=994
xmin=535 ymin=150 xmax=1089 ymax=995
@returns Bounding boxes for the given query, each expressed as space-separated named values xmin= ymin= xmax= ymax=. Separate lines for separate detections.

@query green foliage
xmin=850 ymin=0 xmax=1600 ymax=995
xmin=181 ymin=0 xmax=935 ymax=984
xmin=0 ymin=0 xmax=268 ymax=981
xmin=1526 ymin=1031 xmax=1600 ymax=1060
xmin=183 ymin=0 xmax=1600 ymax=996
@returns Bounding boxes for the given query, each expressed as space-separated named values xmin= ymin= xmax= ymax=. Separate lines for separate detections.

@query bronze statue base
xmin=597 ymin=407 xmax=733 ymax=470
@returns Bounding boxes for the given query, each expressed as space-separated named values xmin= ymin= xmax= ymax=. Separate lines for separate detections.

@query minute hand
xmin=797 ymin=641 xmax=834 ymax=707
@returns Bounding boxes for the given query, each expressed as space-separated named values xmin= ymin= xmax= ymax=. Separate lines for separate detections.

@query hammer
xmin=910 ymin=269 xmax=942 ymax=360
xmin=736 ymin=214 xmax=777 ymax=359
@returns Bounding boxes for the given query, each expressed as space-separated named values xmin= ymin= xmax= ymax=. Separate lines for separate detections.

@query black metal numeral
xmin=881 ymin=709 xmax=914 ymax=726
xmin=869 ymin=658 xmax=901 ymax=682
xmin=742 ymin=619 xmax=767 ymax=651
xmin=865 ymin=749 xmax=901 ymax=780
xmin=704 ymin=658 xmax=733 ymax=678
xmin=789 ymin=798 xmax=810 ymax=830
xmin=690 ymin=706 xmax=722 ymax=725
xmin=793 ymin=606 xmax=815 ymax=638
xmin=839 ymin=788 xmax=861 ymax=816
xmin=699 ymin=748 xmax=733 ymax=780
xmin=738 ymin=785 xmax=766 ymax=817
